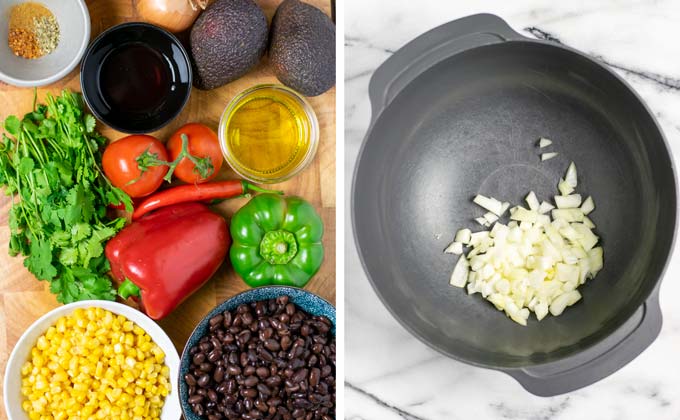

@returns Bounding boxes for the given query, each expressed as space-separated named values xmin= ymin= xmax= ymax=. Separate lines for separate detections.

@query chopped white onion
xmin=449 ymin=255 xmax=469 ymax=287
xmin=541 ymin=152 xmax=558 ymax=161
xmin=473 ymin=195 xmax=504 ymax=216
xmin=499 ymin=202 xmax=511 ymax=217
xmin=483 ymin=212 xmax=499 ymax=224
xmin=510 ymin=206 xmax=538 ymax=223
xmin=444 ymin=241 xmax=464 ymax=255
xmin=565 ymin=162 xmax=578 ymax=188
xmin=581 ymin=196 xmax=595 ymax=215
xmin=538 ymin=137 xmax=553 ymax=148
xmin=558 ymin=178 xmax=574 ymax=196
xmin=454 ymin=228 xmax=472 ymax=244
xmin=538 ymin=201 xmax=555 ymax=214
xmin=554 ymin=194 xmax=582 ymax=209
xmin=525 ymin=191 xmax=540 ymax=211
xmin=551 ymin=208 xmax=584 ymax=222
xmin=446 ymin=161 xmax=603 ymax=326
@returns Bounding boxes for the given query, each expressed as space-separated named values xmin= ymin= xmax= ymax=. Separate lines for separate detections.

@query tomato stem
xmin=131 ymin=134 xmax=215 ymax=184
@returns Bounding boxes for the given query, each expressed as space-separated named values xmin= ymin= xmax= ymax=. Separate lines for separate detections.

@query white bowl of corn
xmin=3 ymin=300 xmax=181 ymax=420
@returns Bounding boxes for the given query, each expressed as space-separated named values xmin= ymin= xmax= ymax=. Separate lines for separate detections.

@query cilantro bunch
xmin=0 ymin=90 xmax=132 ymax=303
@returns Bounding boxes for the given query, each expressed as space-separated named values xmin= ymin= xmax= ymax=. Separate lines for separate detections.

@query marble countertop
xmin=344 ymin=1 xmax=680 ymax=418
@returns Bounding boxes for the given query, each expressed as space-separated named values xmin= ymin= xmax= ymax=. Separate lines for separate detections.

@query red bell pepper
xmin=106 ymin=202 xmax=230 ymax=319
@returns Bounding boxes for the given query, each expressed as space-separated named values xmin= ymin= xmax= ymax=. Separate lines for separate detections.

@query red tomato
xmin=167 ymin=123 xmax=223 ymax=183
xmin=102 ymin=135 xmax=169 ymax=198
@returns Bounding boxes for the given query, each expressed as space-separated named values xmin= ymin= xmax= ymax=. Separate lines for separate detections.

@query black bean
xmin=265 ymin=375 xmax=282 ymax=387
xmin=188 ymin=394 xmax=204 ymax=404
xmin=258 ymin=347 xmax=274 ymax=362
xmin=244 ymin=375 xmax=258 ymax=387
xmin=216 ymin=381 xmax=227 ymax=394
xmin=309 ymin=368 xmax=320 ymax=387
xmin=257 ymin=383 xmax=271 ymax=396
xmin=238 ymin=330 xmax=252 ymax=345
xmin=208 ymin=349 xmax=221 ymax=363
xmin=255 ymin=398 xmax=269 ymax=412
xmin=255 ymin=367 xmax=269 ymax=379
xmin=207 ymin=389 xmax=218 ymax=402
xmin=281 ymin=336 xmax=292 ymax=351
xmin=213 ymin=366 xmax=225 ymax=383
xmin=209 ymin=314 xmax=224 ymax=326
xmin=242 ymin=312 xmax=254 ymax=325
xmin=289 ymin=358 xmax=305 ymax=370
xmin=185 ymin=373 xmax=197 ymax=386
xmin=197 ymin=374 xmax=210 ymax=387
xmin=291 ymin=408 xmax=306 ymax=418
xmin=226 ymin=365 xmax=241 ymax=376
xmin=241 ymin=388 xmax=257 ymax=398
xmin=264 ymin=339 xmax=281 ymax=352
xmin=244 ymin=398 xmax=253 ymax=411
xmin=210 ymin=337 xmax=222 ymax=349
xmin=255 ymin=301 xmax=266 ymax=317
xmin=200 ymin=341 xmax=213 ymax=352
xmin=193 ymin=353 xmax=206 ymax=364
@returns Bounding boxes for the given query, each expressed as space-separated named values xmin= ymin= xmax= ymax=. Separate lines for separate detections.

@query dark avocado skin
xmin=269 ymin=0 xmax=336 ymax=97
xmin=190 ymin=0 xmax=268 ymax=90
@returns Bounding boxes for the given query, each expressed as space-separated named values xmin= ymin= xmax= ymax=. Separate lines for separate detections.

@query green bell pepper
xmin=230 ymin=194 xmax=324 ymax=287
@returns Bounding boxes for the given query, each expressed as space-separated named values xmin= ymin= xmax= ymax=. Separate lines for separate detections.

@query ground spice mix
xmin=8 ymin=2 xmax=60 ymax=59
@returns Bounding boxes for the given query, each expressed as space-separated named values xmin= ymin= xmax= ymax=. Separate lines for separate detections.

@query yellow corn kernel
xmin=36 ymin=336 xmax=48 ymax=350
xmin=122 ymin=370 xmax=135 ymax=383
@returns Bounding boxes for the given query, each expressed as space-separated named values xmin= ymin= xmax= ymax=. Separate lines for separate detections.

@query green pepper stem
xmin=242 ymin=181 xmax=283 ymax=195
xmin=118 ymin=278 xmax=141 ymax=299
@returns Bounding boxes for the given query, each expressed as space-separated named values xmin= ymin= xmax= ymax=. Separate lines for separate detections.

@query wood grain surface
xmin=0 ymin=1 xmax=335 ymax=416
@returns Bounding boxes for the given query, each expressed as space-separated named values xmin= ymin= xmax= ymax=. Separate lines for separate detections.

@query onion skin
xmin=136 ymin=0 xmax=201 ymax=33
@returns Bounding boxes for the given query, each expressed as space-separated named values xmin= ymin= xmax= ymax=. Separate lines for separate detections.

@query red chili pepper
xmin=106 ymin=202 xmax=230 ymax=320
xmin=132 ymin=180 xmax=282 ymax=220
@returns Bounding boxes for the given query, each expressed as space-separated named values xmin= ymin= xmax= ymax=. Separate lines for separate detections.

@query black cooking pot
xmin=352 ymin=14 xmax=676 ymax=396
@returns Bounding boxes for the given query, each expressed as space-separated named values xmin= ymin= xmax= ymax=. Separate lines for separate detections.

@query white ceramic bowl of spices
xmin=0 ymin=0 xmax=90 ymax=87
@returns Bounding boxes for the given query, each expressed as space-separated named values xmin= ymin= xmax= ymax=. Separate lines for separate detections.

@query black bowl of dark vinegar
xmin=80 ymin=22 xmax=192 ymax=133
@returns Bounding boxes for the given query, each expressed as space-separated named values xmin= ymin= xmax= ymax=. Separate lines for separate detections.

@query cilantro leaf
xmin=24 ymin=236 xmax=57 ymax=280
xmin=85 ymin=114 xmax=96 ymax=134
xmin=4 ymin=116 xmax=20 ymax=136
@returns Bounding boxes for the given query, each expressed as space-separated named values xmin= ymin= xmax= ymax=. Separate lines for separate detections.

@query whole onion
xmin=136 ymin=0 xmax=208 ymax=33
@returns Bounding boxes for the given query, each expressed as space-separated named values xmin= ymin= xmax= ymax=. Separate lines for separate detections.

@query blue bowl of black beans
xmin=179 ymin=286 xmax=336 ymax=419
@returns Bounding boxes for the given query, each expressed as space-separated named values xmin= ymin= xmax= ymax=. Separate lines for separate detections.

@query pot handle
xmin=368 ymin=13 xmax=526 ymax=122
xmin=504 ymin=288 xmax=662 ymax=397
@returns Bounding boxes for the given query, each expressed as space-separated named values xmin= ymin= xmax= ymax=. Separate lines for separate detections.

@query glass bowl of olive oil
xmin=219 ymin=84 xmax=320 ymax=184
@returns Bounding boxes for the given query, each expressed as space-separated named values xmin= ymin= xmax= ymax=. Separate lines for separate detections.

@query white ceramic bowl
xmin=3 ymin=301 xmax=181 ymax=420
xmin=0 ymin=0 xmax=90 ymax=87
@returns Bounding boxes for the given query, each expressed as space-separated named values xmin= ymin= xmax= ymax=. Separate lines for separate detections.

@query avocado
xmin=269 ymin=0 xmax=336 ymax=96
xmin=190 ymin=0 xmax=268 ymax=90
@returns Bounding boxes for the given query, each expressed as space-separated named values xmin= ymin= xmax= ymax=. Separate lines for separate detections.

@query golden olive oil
xmin=224 ymin=86 xmax=314 ymax=182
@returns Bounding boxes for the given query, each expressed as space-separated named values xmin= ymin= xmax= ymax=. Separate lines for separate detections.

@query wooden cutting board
xmin=0 ymin=1 xmax=335 ymax=416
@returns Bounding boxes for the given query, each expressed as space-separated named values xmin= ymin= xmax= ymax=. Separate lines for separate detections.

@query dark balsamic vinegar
xmin=100 ymin=44 xmax=170 ymax=113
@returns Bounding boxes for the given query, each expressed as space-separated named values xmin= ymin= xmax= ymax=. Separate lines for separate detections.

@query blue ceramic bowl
xmin=179 ymin=286 xmax=335 ymax=419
